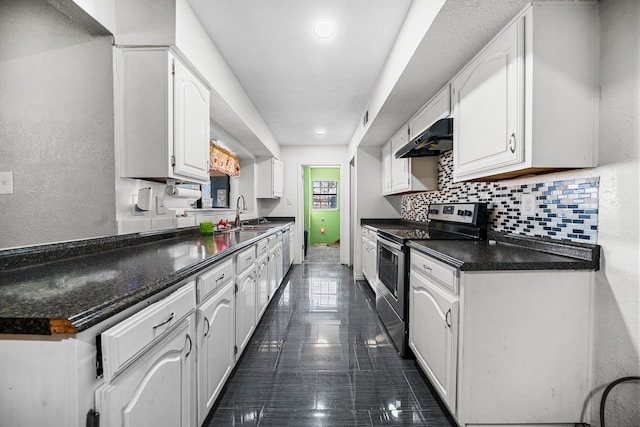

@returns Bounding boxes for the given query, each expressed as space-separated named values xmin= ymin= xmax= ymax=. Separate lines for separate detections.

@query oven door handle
xmin=377 ymin=235 xmax=403 ymax=252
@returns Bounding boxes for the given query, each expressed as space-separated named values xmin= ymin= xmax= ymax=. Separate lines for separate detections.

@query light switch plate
xmin=521 ymin=194 xmax=535 ymax=215
xmin=156 ymin=196 xmax=167 ymax=215
xmin=0 ymin=171 xmax=14 ymax=195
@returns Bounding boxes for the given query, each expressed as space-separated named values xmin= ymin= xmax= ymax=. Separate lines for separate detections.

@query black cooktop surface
xmin=377 ymin=226 xmax=478 ymax=242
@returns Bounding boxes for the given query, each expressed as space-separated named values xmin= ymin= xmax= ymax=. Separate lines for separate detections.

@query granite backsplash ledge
xmin=403 ymin=151 xmax=599 ymax=244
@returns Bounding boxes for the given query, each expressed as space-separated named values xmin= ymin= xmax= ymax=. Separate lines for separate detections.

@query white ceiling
xmin=187 ymin=0 xmax=529 ymax=155
xmin=188 ymin=0 xmax=412 ymax=147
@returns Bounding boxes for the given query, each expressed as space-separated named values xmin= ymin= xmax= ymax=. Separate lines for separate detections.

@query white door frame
xmin=296 ymin=162 xmax=350 ymax=265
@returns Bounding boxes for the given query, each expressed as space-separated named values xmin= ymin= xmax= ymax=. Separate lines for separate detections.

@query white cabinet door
xmin=381 ymin=129 xmax=437 ymax=195
xmin=289 ymin=227 xmax=295 ymax=266
xmin=196 ymin=282 xmax=234 ymax=425
xmin=256 ymin=158 xmax=284 ymax=198
xmin=390 ymin=129 xmax=410 ymax=193
xmin=275 ymin=242 xmax=284 ymax=287
xmin=173 ymin=58 xmax=210 ymax=182
xmin=273 ymin=158 xmax=284 ymax=198
xmin=256 ymin=253 xmax=270 ymax=320
xmin=452 ymin=17 xmax=524 ymax=181
xmin=409 ymin=271 xmax=458 ymax=414
xmin=381 ymin=142 xmax=391 ymax=195
xmin=268 ymin=246 xmax=278 ymax=298
xmin=361 ymin=234 xmax=370 ymax=281
xmin=235 ymin=266 xmax=257 ymax=357
xmin=96 ymin=316 xmax=195 ymax=427
xmin=116 ymin=48 xmax=210 ymax=185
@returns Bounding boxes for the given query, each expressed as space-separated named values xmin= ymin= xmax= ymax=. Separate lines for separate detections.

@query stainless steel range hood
xmin=395 ymin=118 xmax=453 ymax=158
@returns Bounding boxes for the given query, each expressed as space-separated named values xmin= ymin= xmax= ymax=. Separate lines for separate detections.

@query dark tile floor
xmin=205 ymin=245 xmax=456 ymax=426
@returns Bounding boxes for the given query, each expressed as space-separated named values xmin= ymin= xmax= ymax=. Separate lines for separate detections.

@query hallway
xmin=205 ymin=245 xmax=456 ymax=426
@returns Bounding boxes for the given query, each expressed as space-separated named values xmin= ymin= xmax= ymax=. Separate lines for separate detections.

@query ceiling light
xmin=315 ymin=129 xmax=327 ymax=136
xmin=313 ymin=20 xmax=334 ymax=38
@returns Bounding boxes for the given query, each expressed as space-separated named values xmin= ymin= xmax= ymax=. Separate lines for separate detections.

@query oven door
xmin=376 ymin=235 xmax=408 ymax=356
xmin=377 ymin=235 xmax=404 ymax=303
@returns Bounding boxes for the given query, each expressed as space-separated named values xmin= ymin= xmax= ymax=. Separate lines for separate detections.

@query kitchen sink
xmin=239 ymin=224 xmax=274 ymax=230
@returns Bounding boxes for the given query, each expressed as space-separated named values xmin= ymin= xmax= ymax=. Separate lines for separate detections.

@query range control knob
xmin=457 ymin=210 xmax=464 ymax=216
xmin=464 ymin=210 xmax=473 ymax=216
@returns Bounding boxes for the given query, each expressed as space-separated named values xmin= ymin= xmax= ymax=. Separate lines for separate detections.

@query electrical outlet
xmin=156 ymin=196 xmax=167 ymax=215
xmin=521 ymin=194 xmax=535 ymax=215
xmin=0 ymin=171 xmax=14 ymax=195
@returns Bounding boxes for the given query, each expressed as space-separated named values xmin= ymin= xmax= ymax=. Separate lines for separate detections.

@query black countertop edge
xmin=0 ymin=223 xmax=294 ymax=335
xmin=407 ymin=242 xmax=599 ymax=272
xmin=67 ymin=225 xmax=294 ymax=332
xmin=263 ymin=216 xmax=295 ymax=222
xmin=361 ymin=218 xmax=428 ymax=227
xmin=0 ymin=228 xmax=200 ymax=271
xmin=489 ymin=231 xmax=600 ymax=264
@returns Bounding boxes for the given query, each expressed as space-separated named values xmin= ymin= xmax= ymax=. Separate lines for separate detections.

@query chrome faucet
xmin=234 ymin=195 xmax=247 ymax=228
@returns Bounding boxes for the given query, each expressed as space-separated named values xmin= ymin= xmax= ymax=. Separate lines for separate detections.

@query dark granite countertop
xmin=408 ymin=232 xmax=600 ymax=271
xmin=0 ymin=221 xmax=292 ymax=335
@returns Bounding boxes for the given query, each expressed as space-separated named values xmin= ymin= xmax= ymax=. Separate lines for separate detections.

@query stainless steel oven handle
xmin=377 ymin=235 xmax=403 ymax=252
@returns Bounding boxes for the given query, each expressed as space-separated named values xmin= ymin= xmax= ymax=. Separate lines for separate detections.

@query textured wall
xmin=590 ymin=0 xmax=640 ymax=425
xmin=0 ymin=0 xmax=116 ymax=249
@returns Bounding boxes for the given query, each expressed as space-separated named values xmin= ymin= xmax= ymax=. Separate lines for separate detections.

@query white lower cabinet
xmin=361 ymin=227 xmax=377 ymax=291
xmin=196 ymin=281 xmax=235 ymax=425
xmin=275 ymin=235 xmax=284 ymax=287
xmin=95 ymin=313 xmax=196 ymax=427
xmin=256 ymin=252 xmax=269 ymax=320
xmin=409 ymin=248 xmax=592 ymax=426
xmin=267 ymin=238 xmax=278 ymax=298
xmin=289 ymin=226 xmax=295 ymax=266
xmin=235 ymin=262 xmax=257 ymax=357
xmin=409 ymin=270 xmax=458 ymax=413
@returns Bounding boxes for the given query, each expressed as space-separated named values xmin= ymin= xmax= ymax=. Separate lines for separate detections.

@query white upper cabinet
xmin=390 ymin=129 xmax=410 ymax=193
xmin=452 ymin=16 xmax=524 ymax=181
xmin=382 ymin=127 xmax=438 ymax=195
xmin=452 ymin=2 xmax=598 ymax=182
xmin=381 ymin=142 xmax=392 ymax=194
xmin=256 ymin=158 xmax=284 ymax=198
xmin=116 ymin=47 xmax=210 ymax=185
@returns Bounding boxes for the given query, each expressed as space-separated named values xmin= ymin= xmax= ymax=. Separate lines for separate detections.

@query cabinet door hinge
xmin=171 ymin=155 xmax=176 ymax=166
xmin=234 ymin=345 xmax=238 ymax=355
xmin=234 ymin=284 xmax=238 ymax=294
xmin=171 ymin=61 xmax=175 ymax=76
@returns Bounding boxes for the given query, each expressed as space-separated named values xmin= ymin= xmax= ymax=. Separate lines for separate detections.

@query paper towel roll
xmin=165 ymin=186 xmax=202 ymax=200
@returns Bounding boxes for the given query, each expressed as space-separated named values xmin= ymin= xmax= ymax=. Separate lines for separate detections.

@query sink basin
xmin=239 ymin=224 xmax=274 ymax=230
xmin=215 ymin=224 xmax=274 ymax=233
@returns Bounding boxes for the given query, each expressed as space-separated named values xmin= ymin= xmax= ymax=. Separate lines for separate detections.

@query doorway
xmin=298 ymin=164 xmax=352 ymax=264
xmin=304 ymin=166 xmax=340 ymax=249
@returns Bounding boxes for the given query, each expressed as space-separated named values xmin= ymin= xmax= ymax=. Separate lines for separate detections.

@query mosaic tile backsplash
xmin=402 ymin=151 xmax=599 ymax=243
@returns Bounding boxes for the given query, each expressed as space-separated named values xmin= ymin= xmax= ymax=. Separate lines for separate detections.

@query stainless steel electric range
xmin=375 ymin=202 xmax=488 ymax=357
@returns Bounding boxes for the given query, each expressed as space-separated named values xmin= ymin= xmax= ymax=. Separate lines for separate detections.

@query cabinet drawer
xmin=410 ymin=250 xmax=458 ymax=294
xmin=256 ymin=238 xmax=268 ymax=257
xmin=236 ymin=245 xmax=256 ymax=273
xmin=100 ymin=281 xmax=196 ymax=381
xmin=197 ymin=257 xmax=234 ymax=303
